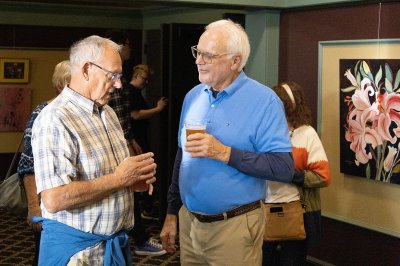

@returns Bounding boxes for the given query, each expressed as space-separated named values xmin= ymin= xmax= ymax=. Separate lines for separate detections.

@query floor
xmin=0 ymin=208 xmax=180 ymax=266
xmin=0 ymin=207 xmax=325 ymax=266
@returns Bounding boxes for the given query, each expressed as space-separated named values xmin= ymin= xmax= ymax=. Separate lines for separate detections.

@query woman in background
xmin=262 ymin=81 xmax=331 ymax=266
xmin=17 ymin=60 xmax=70 ymax=266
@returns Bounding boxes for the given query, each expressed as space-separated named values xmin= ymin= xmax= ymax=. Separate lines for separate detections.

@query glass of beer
xmin=185 ymin=119 xmax=206 ymax=138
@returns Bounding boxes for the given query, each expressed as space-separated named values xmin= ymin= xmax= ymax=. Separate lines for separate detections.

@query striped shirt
xmin=266 ymin=124 xmax=330 ymax=206
xmin=32 ymin=86 xmax=134 ymax=264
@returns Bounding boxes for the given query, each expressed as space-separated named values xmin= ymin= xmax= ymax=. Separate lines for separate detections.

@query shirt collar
xmin=202 ymin=71 xmax=247 ymax=97
xmin=62 ymin=86 xmax=101 ymax=115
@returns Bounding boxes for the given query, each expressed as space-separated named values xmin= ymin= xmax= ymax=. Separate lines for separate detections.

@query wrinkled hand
xmin=184 ymin=133 xmax=231 ymax=163
xmin=27 ymin=205 xmax=42 ymax=232
xmin=157 ymin=97 xmax=168 ymax=111
xmin=114 ymin=152 xmax=157 ymax=188
xmin=160 ymin=214 xmax=178 ymax=254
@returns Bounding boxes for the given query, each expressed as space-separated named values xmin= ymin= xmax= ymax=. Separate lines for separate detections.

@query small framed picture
xmin=0 ymin=58 xmax=30 ymax=83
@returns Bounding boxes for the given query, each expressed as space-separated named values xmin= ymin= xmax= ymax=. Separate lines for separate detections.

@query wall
xmin=0 ymin=49 xmax=68 ymax=153
xmin=0 ymin=22 xmax=142 ymax=180
xmin=279 ymin=2 xmax=400 ymax=264
xmin=142 ymin=8 xmax=280 ymax=86
xmin=0 ymin=4 xmax=142 ymax=29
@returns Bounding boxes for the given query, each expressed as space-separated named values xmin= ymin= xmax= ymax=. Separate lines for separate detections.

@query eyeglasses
xmin=191 ymin=45 xmax=234 ymax=64
xmin=90 ymin=62 xmax=122 ymax=82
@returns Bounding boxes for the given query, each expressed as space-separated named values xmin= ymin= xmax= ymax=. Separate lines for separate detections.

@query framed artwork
xmin=0 ymin=58 xmax=30 ymax=83
xmin=340 ymin=59 xmax=400 ymax=184
xmin=318 ymin=39 xmax=400 ymax=185
xmin=318 ymin=39 xmax=400 ymax=237
xmin=0 ymin=87 xmax=31 ymax=132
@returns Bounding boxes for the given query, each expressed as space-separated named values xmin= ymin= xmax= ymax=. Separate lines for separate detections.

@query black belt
xmin=191 ymin=201 xmax=261 ymax=223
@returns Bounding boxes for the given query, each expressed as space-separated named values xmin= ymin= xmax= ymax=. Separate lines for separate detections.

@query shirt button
xmin=211 ymin=104 xmax=215 ymax=108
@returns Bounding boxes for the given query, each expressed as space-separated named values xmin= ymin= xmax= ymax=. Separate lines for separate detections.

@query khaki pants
xmin=179 ymin=205 xmax=265 ymax=266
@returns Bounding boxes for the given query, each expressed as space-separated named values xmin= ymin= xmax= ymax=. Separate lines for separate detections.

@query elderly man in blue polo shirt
xmin=160 ymin=19 xmax=294 ymax=265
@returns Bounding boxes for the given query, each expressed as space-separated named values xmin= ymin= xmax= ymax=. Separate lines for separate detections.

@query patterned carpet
xmin=0 ymin=208 xmax=180 ymax=265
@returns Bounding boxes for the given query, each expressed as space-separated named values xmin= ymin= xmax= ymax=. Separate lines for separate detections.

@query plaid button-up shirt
xmin=32 ymin=86 xmax=134 ymax=264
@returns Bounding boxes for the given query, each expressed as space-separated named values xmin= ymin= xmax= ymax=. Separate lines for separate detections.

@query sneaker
xmin=141 ymin=209 xmax=159 ymax=221
xmin=134 ymin=238 xmax=167 ymax=256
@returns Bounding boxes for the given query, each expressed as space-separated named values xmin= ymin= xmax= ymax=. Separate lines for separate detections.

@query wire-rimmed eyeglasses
xmin=90 ymin=62 xmax=122 ymax=82
xmin=190 ymin=46 xmax=234 ymax=64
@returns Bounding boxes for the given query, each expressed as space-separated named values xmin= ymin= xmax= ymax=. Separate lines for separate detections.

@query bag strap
xmin=5 ymin=135 xmax=24 ymax=179
xmin=297 ymin=185 xmax=306 ymax=209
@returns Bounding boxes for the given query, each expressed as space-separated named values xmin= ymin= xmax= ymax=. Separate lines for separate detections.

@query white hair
xmin=205 ymin=19 xmax=250 ymax=71
xmin=69 ymin=35 xmax=120 ymax=73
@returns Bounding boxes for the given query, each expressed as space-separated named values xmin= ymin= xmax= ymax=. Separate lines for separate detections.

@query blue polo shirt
xmin=178 ymin=71 xmax=292 ymax=214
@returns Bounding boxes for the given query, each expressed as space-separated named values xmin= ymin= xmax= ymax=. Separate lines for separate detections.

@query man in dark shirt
xmin=104 ymin=29 xmax=166 ymax=256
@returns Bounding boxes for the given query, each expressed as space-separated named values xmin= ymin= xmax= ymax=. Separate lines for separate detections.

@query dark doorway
xmin=146 ymin=23 xmax=205 ymax=220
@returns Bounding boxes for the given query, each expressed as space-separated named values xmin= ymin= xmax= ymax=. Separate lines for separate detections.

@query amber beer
xmin=185 ymin=119 xmax=206 ymax=138
xmin=186 ymin=128 xmax=206 ymax=137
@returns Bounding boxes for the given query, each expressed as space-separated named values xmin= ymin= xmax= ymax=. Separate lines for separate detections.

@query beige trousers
xmin=179 ymin=204 xmax=265 ymax=266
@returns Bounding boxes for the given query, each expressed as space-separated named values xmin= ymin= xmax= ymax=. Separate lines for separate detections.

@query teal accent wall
xmin=246 ymin=10 xmax=280 ymax=87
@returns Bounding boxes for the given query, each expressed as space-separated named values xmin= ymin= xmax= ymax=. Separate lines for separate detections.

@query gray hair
xmin=69 ymin=35 xmax=120 ymax=73
xmin=205 ymin=19 xmax=250 ymax=71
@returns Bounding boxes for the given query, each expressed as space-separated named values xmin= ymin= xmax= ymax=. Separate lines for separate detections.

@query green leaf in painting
xmin=366 ymin=163 xmax=371 ymax=179
xmin=375 ymin=65 xmax=382 ymax=86
xmin=385 ymin=63 xmax=393 ymax=84
xmin=354 ymin=60 xmax=361 ymax=75
xmin=394 ymin=69 xmax=400 ymax=91
xmin=356 ymin=72 xmax=361 ymax=85
xmin=359 ymin=62 xmax=367 ymax=78
xmin=341 ymin=86 xmax=357 ymax=93
xmin=385 ymin=78 xmax=393 ymax=92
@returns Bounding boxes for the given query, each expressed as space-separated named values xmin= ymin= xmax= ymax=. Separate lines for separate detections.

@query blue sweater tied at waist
xmin=32 ymin=216 xmax=131 ymax=266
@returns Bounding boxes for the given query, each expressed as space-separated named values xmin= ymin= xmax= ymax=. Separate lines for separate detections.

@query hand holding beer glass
xmin=184 ymin=119 xmax=231 ymax=163
xmin=185 ymin=119 xmax=206 ymax=137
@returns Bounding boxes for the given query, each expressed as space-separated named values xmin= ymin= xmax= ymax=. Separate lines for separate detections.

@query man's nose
xmin=113 ymin=77 xmax=123 ymax=89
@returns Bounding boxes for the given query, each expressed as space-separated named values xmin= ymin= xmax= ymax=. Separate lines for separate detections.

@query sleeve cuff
xmin=167 ymin=203 xmax=182 ymax=216
xmin=292 ymin=171 xmax=305 ymax=186
xmin=228 ymin=147 xmax=244 ymax=168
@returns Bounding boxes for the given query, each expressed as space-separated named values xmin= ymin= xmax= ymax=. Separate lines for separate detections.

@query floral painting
xmin=340 ymin=59 xmax=400 ymax=184
xmin=0 ymin=87 xmax=31 ymax=132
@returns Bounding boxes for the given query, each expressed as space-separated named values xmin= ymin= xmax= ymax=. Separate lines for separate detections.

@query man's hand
xmin=184 ymin=133 xmax=231 ymax=163
xmin=156 ymin=97 xmax=168 ymax=111
xmin=160 ymin=214 xmax=178 ymax=254
xmin=27 ymin=205 xmax=42 ymax=232
xmin=114 ymin=152 xmax=157 ymax=188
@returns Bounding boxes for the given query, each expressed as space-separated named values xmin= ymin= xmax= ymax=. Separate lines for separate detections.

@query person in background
xmin=104 ymin=29 xmax=142 ymax=155
xmin=104 ymin=29 xmax=166 ymax=256
xmin=160 ymin=19 xmax=294 ymax=265
xmin=17 ymin=59 xmax=70 ymax=266
xmin=262 ymin=81 xmax=331 ymax=266
xmin=31 ymin=35 xmax=157 ymax=265
xmin=128 ymin=64 xmax=168 ymax=221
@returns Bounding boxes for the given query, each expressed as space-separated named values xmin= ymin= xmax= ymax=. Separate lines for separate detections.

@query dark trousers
xmin=262 ymin=240 xmax=307 ymax=266
xmin=33 ymin=230 xmax=41 ymax=266
xmin=129 ymin=192 xmax=149 ymax=246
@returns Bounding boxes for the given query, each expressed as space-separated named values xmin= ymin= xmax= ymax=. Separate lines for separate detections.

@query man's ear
xmin=231 ymin=55 xmax=241 ymax=70
xmin=83 ymin=62 xmax=90 ymax=81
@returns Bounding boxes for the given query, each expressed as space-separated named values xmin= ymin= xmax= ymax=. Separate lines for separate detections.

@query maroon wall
xmin=279 ymin=2 xmax=400 ymax=127
xmin=279 ymin=3 xmax=400 ymax=265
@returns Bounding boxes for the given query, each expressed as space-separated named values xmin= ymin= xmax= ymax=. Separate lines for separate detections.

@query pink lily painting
xmin=340 ymin=59 xmax=400 ymax=184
